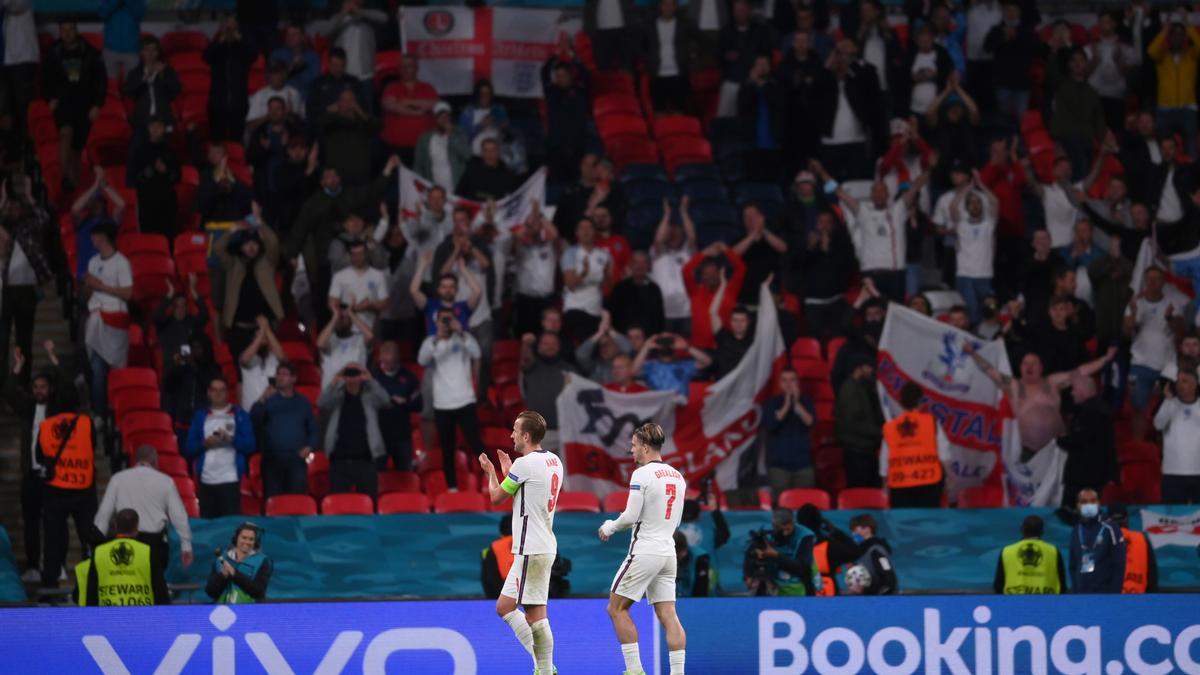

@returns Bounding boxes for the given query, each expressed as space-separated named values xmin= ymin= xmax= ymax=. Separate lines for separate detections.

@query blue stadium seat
xmin=673 ymin=163 xmax=722 ymax=184
xmin=619 ymin=164 xmax=669 ymax=184
xmin=679 ymin=179 xmax=729 ymax=205
xmin=736 ymin=182 xmax=785 ymax=220
xmin=624 ymin=179 xmax=676 ymax=207
xmin=696 ymin=223 xmax=744 ymax=249
xmin=690 ymin=201 xmax=738 ymax=226
xmin=628 ymin=201 xmax=667 ymax=231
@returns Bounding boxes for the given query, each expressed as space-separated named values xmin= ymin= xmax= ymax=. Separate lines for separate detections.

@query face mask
xmin=1080 ymin=503 xmax=1100 ymax=519
xmin=851 ymin=533 xmax=865 ymax=544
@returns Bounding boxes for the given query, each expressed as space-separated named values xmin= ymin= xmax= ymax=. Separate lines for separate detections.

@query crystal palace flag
xmin=401 ymin=7 xmax=566 ymax=98
xmin=556 ymin=283 xmax=786 ymax=496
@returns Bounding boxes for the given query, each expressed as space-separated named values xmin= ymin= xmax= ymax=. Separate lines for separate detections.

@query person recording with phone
xmin=207 ymin=522 xmax=272 ymax=604
xmin=184 ymin=375 xmax=257 ymax=518
xmin=251 ymin=362 xmax=318 ymax=498
xmin=418 ymin=307 xmax=486 ymax=491
xmin=318 ymin=362 xmax=390 ymax=498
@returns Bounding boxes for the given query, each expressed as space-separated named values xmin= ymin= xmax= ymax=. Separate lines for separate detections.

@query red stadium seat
xmin=173 ymin=476 xmax=196 ymax=499
xmin=119 ymin=232 xmax=171 ymax=258
xmin=493 ymin=339 xmax=520 ymax=362
xmin=1121 ymin=461 xmax=1162 ymax=504
xmin=378 ymin=492 xmax=432 ymax=514
xmin=482 ymin=426 xmax=513 ymax=452
xmin=113 ymin=389 xmax=161 ymax=422
xmin=307 ymin=451 xmax=330 ymax=499
xmin=422 ymin=470 xmax=449 ymax=501
xmin=321 ymin=493 xmax=375 ymax=515
xmin=108 ymin=367 xmax=159 ymax=402
xmin=598 ymin=113 xmax=649 ymax=141
xmin=778 ymin=488 xmax=832 ymax=511
xmin=492 ymin=360 xmax=519 ymax=386
xmin=603 ymin=490 xmax=629 ymax=512
xmin=125 ymin=429 xmax=179 ymax=457
xmin=378 ymin=471 xmax=422 ymax=495
xmin=826 ymin=337 xmax=847 ymax=364
xmin=790 ymin=337 xmax=822 ymax=363
xmin=555 ymin=491 xmax=601 ymax=513
xmin=593 ymin=93 xmax=642 ymax=118
xmin=434 ymin=492 xmax=489 ymax=513
xmin=653 ymin=115 xmax=703 ymax=140
xmin=120 ymin=411 xmax=173 ymax=436
xmin=162 ymin=31 xmax=209 ymax=57
xmin=183 ymin=496 xmax=200 ymax=518
xmin=240 ymin=493 xmax=262 ymax=516
xmin=282 ymin=341 xmax=317 ymax=364
xmin=957 ymin=485 xmax=1004 ymax=508
xmin=297 ymin=385 xmax=320 ymax=408
xmin=131 ymin=254 xmax=177 ymax=312
xmin=264 ymin=494 xmax=318 ymax=516
xmin=837 ymin=488 xmax=889 ymax=510
xmin=592 ymin=70 xmax=636 ymax=97
xmin=1118 ymin=441 xmax=1160 ymax=465
xmin=160 ymin=455 xmax=190 ymax=479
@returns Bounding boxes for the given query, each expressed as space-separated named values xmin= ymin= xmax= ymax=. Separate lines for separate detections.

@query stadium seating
xmin=265 ymin=494 xmax=319 ymax=516
xmin=307 ymin=451 xmax=331 ymax=499
xmin=159 ymin=454 xmax=190 ymax=478
xmin=378 ymin=471 xmax=422 ymax=495
xmin=602 ymin=490 xmax=628 ymax=513
xmin=173 ymin=476 xmax=196 ymax=500
xmin=378 ymin=492 xmax=432 ymax=514
xmin=837 ymin=488 xmax=889 ymax=510
xmin=322 ymin=493 xmax=375 ymax=516
xmin=957 ymin=485 xmax=1004 ymax=508
xmin=778 ymin=488 xmax=832 ymax=511
xmin=555 ymin=491 xmax=601 ymax=513
xmin=434 ymin=492 xmax=489 ymax=513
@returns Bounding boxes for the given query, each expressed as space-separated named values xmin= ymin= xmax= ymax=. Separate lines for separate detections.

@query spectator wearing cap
xmin=121 ymin=36 xmax=180 ymax=134
xmin=217 ymin=218 xmax=284 ymax=364
xmin=542 ymin=44 xmax=592 ymax=183
xmin=309 ymin=48 xmax=371 ymax=122
xmin=646 ymin=0 xmax=697 ymax=114
xmin=324 ymin=0 xmax=388 ymax=82
xmin=204 ymin=16 xmax=256 ymax=143
xmin=783 ymin=170 xmax=830 ymax=250
xmin=608 ymin=251 xmax=666 ymax=336
xmin=316 ymin=88 xmax=380 ymax=188
xmin=812 ymin=40 xmax=886 ymax=182
xmin=94 ymin=445 xmax=194 ymax=602
xmin=1150 ymin=17 xmax=1200 ymax=157
xmin=83 ymin=221 xmax=133 ymax=416
xmin=983 ymin=3 xmax=1036 ymax=125
xmin=269 ymin=23 xmax=320 ymax=99
xmin=381 ymin=55 xmax=439 ymax=166
xmin=651 ymin=198 xmax=697 ymax=337
xmin=737 ymin=54 xmax=785 ymax=183
xmin=834 ymin=352 xmax=884 ymax=488
xmin=414 ymin=101 xmax=471 ymax=193
xmin=247 ymin=61 xmax=306 ymax=139
xmin=683 ymin=241 xmax=745 ymax=351
xmin=1049 ymin=49 xmax=1106 ymax=180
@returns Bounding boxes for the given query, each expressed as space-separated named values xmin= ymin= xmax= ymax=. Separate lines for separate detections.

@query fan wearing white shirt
xmin=816 ymin=156 xmax=932 ymax=302
xmin=1153 ymin=370 xmax=1200 ymax=504
xmin=651 ymin=197 xmax=697 ymax=336
xmin=1023 ymin=155 xmax=1083 ymax=248
xmin=317 ymin=306 xmax=373 ymax=392
xmin=327 ymin=239 xmax=389 ymax=332
xmin=1124 ymin=267 xmax=1186 ymax=414
xmin=946 ymin=172 xmax=1000 ymax=326
xmin=479 ymin=411 xmax=563 ymax=675
xmin=598 ymin=423 xmax=688 ymax=675
xmin=561 ymin=218 xmax=613 ymax=343
xmin=238 ymin=316 xmax=286 ymax=407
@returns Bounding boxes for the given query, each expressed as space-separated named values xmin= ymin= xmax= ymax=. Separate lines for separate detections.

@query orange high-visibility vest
xmin=814 ymin=540 xmax=836 ymax=596
xmin=491 ymin=536 xmax=514 ymax=579
xmin=882 ymin=411 xmax=943 ymax=489
xmin=1121 ymin=528 xmax=1149 ymax=594
xmin=40 ymin=413 xmax=94 ymax=490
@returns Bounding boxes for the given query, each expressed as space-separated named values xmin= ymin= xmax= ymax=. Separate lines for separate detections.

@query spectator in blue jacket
xmin=371 ymin=341 xmax=421 ymax=472
xmin=250 ymin=362 xmax=318 ymax=499
xmin=184 ymin=375 xmax=257 ymax=518
xmin=99 ymin=0 xmax=146 ymax=79
xmin=764 ymin=368 xmax=816 ymax=498
xmin=1068 ymin=488 xmax=1126 ymax=593
xmin=270 ymin=23 xmax=321 ymax=99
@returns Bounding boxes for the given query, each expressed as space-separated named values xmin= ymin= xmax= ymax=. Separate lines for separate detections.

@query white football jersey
xmin=625 ymin=461 xmax=687 ymax=557
xmin=507 ymin=450 xmax=564 ymax=556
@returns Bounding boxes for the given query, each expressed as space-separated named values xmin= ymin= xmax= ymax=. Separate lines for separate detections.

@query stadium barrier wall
xmin=0 ymin=596 xmax=1197 ymax=674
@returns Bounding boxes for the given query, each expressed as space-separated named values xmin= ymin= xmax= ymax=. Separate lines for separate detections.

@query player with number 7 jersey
xmin=479 ymin=410 xmax=564 ymax=675
xmin=598 ymin=423 xmax=688 ymax=675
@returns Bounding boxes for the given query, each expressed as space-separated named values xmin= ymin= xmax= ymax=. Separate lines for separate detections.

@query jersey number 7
xmin=664 ymin=483 xmax=676 ymax=519
xmin=547 ymin=473 xmax=560 ymax=513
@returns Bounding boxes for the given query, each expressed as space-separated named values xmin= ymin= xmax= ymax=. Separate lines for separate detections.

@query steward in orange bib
xmin=1109 ymin=504 xmax=1158 ymax=594
xmin=879 ymin=383 xmax=948 ymax=508
xmin=38 ymin=409 xmax=99 ymax=588
xmin=482 ymin=517 xmax=515 ymax=598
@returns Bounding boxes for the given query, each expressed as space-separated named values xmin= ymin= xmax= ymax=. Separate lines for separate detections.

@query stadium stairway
xmin=0 ymin=286 xmax=111 ymax=596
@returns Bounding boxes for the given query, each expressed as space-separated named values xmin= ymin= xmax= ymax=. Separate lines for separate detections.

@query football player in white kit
xmin=479 ymin=410 xmax=563 ymax=675
xmin=598 ymin=423 xmax=688 ymax=675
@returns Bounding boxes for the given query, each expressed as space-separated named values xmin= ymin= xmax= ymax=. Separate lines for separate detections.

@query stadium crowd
xmin=1 ymin=0 xmax=1199 ymax=592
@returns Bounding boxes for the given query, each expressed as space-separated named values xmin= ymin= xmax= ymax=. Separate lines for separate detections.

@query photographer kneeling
xmin=743 ymin=508 xmax=820 ymax=596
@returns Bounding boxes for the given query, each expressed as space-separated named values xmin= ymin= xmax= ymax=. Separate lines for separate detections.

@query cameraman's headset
xmin=232 ymin=521 xmax=264 ymax=550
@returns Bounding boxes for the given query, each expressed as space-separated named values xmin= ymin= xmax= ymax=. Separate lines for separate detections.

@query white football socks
xmin=502 ymin=610 xmax=536 ymax=667
xmin=530 ymin=618 xmax=555 ymax=675
xmin=621 ymin=642 xmax=643 ymax=673
xmin=669 ymin=649 xmax=686 ymax=674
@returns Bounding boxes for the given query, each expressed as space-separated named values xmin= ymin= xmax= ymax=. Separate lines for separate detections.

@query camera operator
xmin=417 ymin=307 xmax=486 ymax=490
xmin=743 ymin=508 xmax=820 ymax=596
xmin=207 ymin=522 xmax=272 ymax=604
xmin=797 ymin=504 xmax=862 ymax=595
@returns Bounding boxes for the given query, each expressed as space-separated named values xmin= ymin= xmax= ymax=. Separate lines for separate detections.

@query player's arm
xmin=479 ymin=452 xmax=517 ymax=505
xmin=599 ymin=479 xmax=646 ymax=541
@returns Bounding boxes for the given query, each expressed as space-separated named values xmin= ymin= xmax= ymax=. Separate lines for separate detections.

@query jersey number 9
xmin=547 ymin=473 xmax=560 ymax=513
